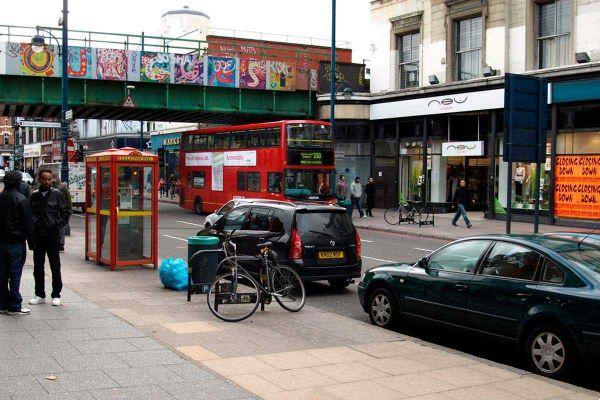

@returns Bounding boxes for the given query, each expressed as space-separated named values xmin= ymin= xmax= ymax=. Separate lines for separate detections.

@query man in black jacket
xmin=452 ymin=179 xmax=472 ymax=228
xmin=28 ymin=169 xmax=70 ymax=307
xmin=0 ymin=171 xmax=35 ymax=315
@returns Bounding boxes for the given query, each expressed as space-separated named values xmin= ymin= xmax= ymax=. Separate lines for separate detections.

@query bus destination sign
xmin=288 ymin=150 xmax=334 ymax=166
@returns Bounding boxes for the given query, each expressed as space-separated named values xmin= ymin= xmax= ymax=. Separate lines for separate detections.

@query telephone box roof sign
xmin=503 ymin=73 xmax=548 ymax=162
xmin=85 ymin=147 xmax=157 ymax=162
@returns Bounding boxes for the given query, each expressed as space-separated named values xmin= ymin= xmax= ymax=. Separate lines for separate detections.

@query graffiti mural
xmin=5 ymin=43 xmax=59 ymax=77
xmin=141 ymin=52 xmax=171 ymax=83
xmin=96 ymin=49 xmax=127 ymax=81
xmin=239 ymin=59 xmax=266 ymax=90
xmin=310 ymin=69 xmax=318 ymax=91
xmin=207 ymin=56 xmax=237 ymax=88
xmin=268 ymin=62 xmax=296 ymax=91
xmin=174 ymin=54 xmax=204 ymax=85
xmin=67 ymin=47 xmax=94 ymax=78
xmin=127 ymin=50 xmax=140 ymax=82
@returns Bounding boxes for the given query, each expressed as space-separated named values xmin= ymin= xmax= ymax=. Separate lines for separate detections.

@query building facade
xmin=319 ymin=0 xmax=600 ymax=226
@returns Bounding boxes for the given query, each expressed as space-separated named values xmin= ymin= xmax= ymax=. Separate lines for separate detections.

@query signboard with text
xmin=442 ymin=141 xmax=484 ymax=157
xmin=288 ymin=150 xmax=334 ymax=166
xmin=185 ymin=152 xmax=212 ymax=167
xmin=554 ymin=155 xmax=600 ymax=220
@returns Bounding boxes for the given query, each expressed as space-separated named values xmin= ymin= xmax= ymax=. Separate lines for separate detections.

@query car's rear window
xmin=560 ymin=247 xmax=600 ymax=277
xmin=295 ymin=211 xmax=354 ymax=237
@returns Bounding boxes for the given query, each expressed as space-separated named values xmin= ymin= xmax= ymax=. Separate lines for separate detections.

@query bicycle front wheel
xmin=271 ymin=265 xmax=306 ymax=312
xmin=384 ymin=207 xmax=401 ymax=225
xmin=207 ymin=272 xmax=260 ymax=322
xmin=415 ymin=207 xmax=429 ymax=223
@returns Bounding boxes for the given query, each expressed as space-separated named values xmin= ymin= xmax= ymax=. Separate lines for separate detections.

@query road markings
xmin=71 ymin=214 xmax=84 ymax=218
xmin=178 ymin=220 xmax=204 ymax=227
xmin=360 ymin=239 xmax=374 ymax=243
xmin=414 ymin=248 xmax=434 ymax=252
xmin=363 ymin=256 xmax=397 ymax=263
xmin=163 ymin=235 xmax=187 ymax=242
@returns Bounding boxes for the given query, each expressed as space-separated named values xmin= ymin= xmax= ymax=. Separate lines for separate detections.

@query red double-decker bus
xmin=179 ymin=120 xmax=335 ymax=214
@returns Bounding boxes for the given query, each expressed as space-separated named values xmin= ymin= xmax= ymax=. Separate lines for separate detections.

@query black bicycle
xmin=207 ymin=234 xmax=306 ymax=322
xmin=384 ymin=201 xmax=429 ymax=225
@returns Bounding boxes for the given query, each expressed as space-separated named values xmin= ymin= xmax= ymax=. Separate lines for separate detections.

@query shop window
xmin=267 ymin=172 xmax=282 ymax=193
xmin=397 ymin=31 xmax=420 ymax=89
xmin=455 ymin=16 xmax=482 ymax=81
xmin=536 ymin=0 xmax=571 ymax=69
xmin=509 ymin=161 xmax=550 ymax=211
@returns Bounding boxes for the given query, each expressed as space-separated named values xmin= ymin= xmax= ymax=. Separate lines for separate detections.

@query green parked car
xmin=358 ymin=233 xmax=600 ymax=378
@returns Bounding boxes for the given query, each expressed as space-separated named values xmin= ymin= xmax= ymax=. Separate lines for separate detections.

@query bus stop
xmin=84 ymin=147 xmax=158 ymax=270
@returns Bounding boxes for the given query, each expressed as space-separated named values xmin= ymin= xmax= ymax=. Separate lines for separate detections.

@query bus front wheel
xmin=194 ymin=198 xmax=203 ymax=215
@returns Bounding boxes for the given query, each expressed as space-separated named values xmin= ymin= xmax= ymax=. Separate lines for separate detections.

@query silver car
xmin=21 ymin=172 xmax=34 ymax=185
xmin=204 ymin=199 xmax=293 ymax=228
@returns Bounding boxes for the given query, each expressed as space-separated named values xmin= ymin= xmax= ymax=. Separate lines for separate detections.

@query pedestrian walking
xmin=365 ymin=177 xmax=376 ymax=217
xmin=335 ymin=175 xmax=347 ymax=201
xmin=350 ymin=177 xmax=366 ymax=219
xmin=52 ymin=177 xmax=72 ymax=252
xmin=159 ymin=178 xmax=166 ymax=198
xmin=29 ymin=169 xmax=70 ymax=307
xmin=0 ymin=171 xmax=35 ymax=316
xmin=451 ymin=179 xmax=472 ymax=228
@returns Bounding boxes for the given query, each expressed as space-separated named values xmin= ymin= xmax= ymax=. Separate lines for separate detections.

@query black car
xmin=205 ymin=201 xmax=362 ymax=289
xmin=358 ymin=233 xmax=600 ymax=378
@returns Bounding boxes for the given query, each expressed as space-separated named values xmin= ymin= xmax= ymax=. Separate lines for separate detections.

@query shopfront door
xmin=374 ymin=157 xmax=398 ymax=208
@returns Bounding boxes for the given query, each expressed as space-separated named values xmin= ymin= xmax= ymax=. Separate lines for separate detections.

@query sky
xmin=2 ymin=0 xmax=371 ymax=62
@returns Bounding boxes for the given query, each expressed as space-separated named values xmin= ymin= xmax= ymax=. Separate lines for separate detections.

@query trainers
xmin=51 ymin=298 xmax=61 ymax=307
xmin=452 ymin=223 xmax=457 ymax=226
xmin=29 ymin=297 xmax=45 ymax=305
xmin=9 ymin=308 xmax=31 ymax=315
xmin=0 ymin=309 xmax=8 ymax=315
xmin=467 ymin=224 xmax=473 ymax=228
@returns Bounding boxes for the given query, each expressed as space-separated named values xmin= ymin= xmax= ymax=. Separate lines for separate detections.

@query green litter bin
xmin=187 ymin=236 xmax=221 ymax=299
xmin=338 ymin=200 xmax=352 ymax=215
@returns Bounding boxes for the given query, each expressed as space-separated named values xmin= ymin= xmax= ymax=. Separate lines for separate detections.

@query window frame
xmin=425 ymin=239 xmax=493 ymax=275
xmin=535 ymin=0 xmax=572 ymax=69
xmin=267 ymin=172 xmax=283 ymax=193
xmin=397 ymin=30 xmax=421 ymax=90
xmin=242 ymin=207 xmax=273 ymax=231
xmin=189 ymin=171 xmax=206 ymax=189
xmin=475 ymin=240 xmax=544 ymax=282
xmin=246 ymin=172 xmax=261 ymax=192
xmin=237 ymin=171 xmax=247 ymax=191
xmin=454 ymin=15 xmax=483 ymax=81
xmin=539 ymin=257 xmax=566 ymax=286
xmin=221 ymin=206 xmax=251 ymax=232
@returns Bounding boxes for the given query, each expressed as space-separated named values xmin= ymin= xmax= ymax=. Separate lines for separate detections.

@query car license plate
xmin=318 ymin=251 xmax=344 ymax=259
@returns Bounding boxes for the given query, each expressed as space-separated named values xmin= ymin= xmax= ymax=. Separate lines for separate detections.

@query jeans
xmin=452 ymin=204 xmax=471 ymax=226
xmin=0 ymin=242 xmax=26 ymax=312
xmin=33 ymin=235 xmax=62 ymax=299
xmin=350 ymin=196 xmax=364 ymax=218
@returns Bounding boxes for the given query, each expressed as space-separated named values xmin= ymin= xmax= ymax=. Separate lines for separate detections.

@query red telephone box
xmin=85 ymin=147 xmax=158 ymax=270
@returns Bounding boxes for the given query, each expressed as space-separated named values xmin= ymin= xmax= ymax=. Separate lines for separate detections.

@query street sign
xmin=65 ymin=109 xmax=73 ymax=121
xmin=503 ymin=73 xmax=548 ymax=162
xmin=18 ymin=121 xmax=61 ymax=128
xmin=122 ymin=95 xmax=136 ymax=108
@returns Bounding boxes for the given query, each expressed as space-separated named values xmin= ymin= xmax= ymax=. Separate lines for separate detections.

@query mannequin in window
xmin=513 ymin=163 xmax=528 ymax=202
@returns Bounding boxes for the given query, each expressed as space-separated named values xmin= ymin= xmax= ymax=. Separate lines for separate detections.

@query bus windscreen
xmin=284 ymin=170 xmax=335 ymax=200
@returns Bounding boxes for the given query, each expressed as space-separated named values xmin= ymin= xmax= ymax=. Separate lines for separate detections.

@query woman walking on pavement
xmin=452 ymin=179 xmax=472 ymax=228
xmin=365 ymin=177 xmax=376 ymax=217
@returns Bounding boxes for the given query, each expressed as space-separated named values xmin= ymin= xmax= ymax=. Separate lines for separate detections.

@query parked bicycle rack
xmin=418 ymin=209 xmax=435 ymax=227
xmin=187 ymin=249 xmax=225 ymax=301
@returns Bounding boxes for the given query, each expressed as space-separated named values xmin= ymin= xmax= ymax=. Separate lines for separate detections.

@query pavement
xmin=2 ymin=216 xmax=599 ymax=399
xmin=351 ymin=209 xmax=587 ymax=241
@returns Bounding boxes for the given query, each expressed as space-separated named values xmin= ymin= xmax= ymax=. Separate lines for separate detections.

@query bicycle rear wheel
xmin=415 ymin=207 xmax=429 ymax=224
xmin=384 ymin=207 xmax=401 ymax=225
xmin=207 ymin=272 xmax=260 ymax=322
xmin=271 ymin=265 xmax=306 ymax=312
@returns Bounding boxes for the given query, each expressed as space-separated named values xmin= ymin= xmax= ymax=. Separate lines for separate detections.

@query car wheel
xmin=525 ymin=325 xmax=576 ymax=379
xmin=194 ymin=198 xmax=203 ymax=215
xmin=368 ymin=287 xmax=398 ymax=329
xmin=328 ymin=278 xmax=351 ymax=291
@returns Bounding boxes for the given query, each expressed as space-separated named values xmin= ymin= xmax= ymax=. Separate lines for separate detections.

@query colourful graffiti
xmin=207 ymin=56 xmax=237 ymax=88
xmin=14 ymin=43 xmax=58 ymax=77
xmin=310 ymin=69 xmax=318 ymax=91
xmin=268 ymin=62 xmax=296 ymax=91
xmin=239 ymin=59 xmax=266 ymax=90
xmin=96 ymin=49 xmax=127 ymax=81
xmin=141 ymin=52 xmax=171 ymax=83
xmin=67 ymin=47 xmax=94 ymax=78
xmin=174 ymin=54 xmax=204 ymax=85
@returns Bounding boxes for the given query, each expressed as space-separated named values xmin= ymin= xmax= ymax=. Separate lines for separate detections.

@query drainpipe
xmin=504 ymin=0 xmax=510 ymax=74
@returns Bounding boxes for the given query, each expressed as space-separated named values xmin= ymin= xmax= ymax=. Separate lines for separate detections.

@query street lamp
xmin=30 ymin=0 xmax=69 ymax=185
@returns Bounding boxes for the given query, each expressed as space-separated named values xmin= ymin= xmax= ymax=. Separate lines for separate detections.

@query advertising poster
xmin=555 ymin=155 xmax=600 ymax=220
xmin=67 ymin=46 xmax=94 ymax=78
xmin=268 ymin=61 xmax=296 ymax=91
xmin=212 ymin=153 xmax=224 ymax=192
xmin=96 ymin=48 xmax=128 ymax=81
xmin=239 ymin=59 xmax=267 ymax=90
xmin=140 ymin=52 xmax=171 ymax=83
xmin=174 ymin=54 xmax=204 ymax=85
xmin=207 ymin=56 xmax=237 ymax=88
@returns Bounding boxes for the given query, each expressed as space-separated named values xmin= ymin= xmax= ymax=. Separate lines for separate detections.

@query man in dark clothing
xmin=52 ymin=176 xmax=72 ymax=252
xmin=0 ymin=171 xmax=35 ymax=315
xmin=19 ymin=181 xmax=30 ymax=199
xmin=365 ymin=177 xmax=376 ymax=217
xmin=452 ymin=179 xmax=472 ymax=228
xmin=29 ymin=169 xmax=70 ymax=307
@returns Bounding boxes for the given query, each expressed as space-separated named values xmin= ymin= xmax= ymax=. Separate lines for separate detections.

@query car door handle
xmin=454 ymin=283 xmax=468 ymax=292
xmin=516 ymin=293 xmax=532 ymax=299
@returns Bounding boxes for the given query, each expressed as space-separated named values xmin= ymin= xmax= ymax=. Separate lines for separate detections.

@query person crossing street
xmin=451 ymin=179 xmax=472 ymax=228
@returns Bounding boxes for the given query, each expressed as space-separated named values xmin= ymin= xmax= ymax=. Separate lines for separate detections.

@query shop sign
xmin=223 ymin=150 xmax=257 ymax=166
xmin=185 ymin=152 xmax=212 ymax=166
xmin=442 ymin=141 xmax=484 ymax=157
xmin=554 ymin=155 xmax=600 ymax=220
xmin=163 ymin=137 xmax=180 ymax=146
xmin=23 ymin=143 xmax=41 ymax=158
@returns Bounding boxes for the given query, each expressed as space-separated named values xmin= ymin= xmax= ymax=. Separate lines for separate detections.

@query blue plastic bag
xmin=159 ymin=258 xmax=189 ymax=291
